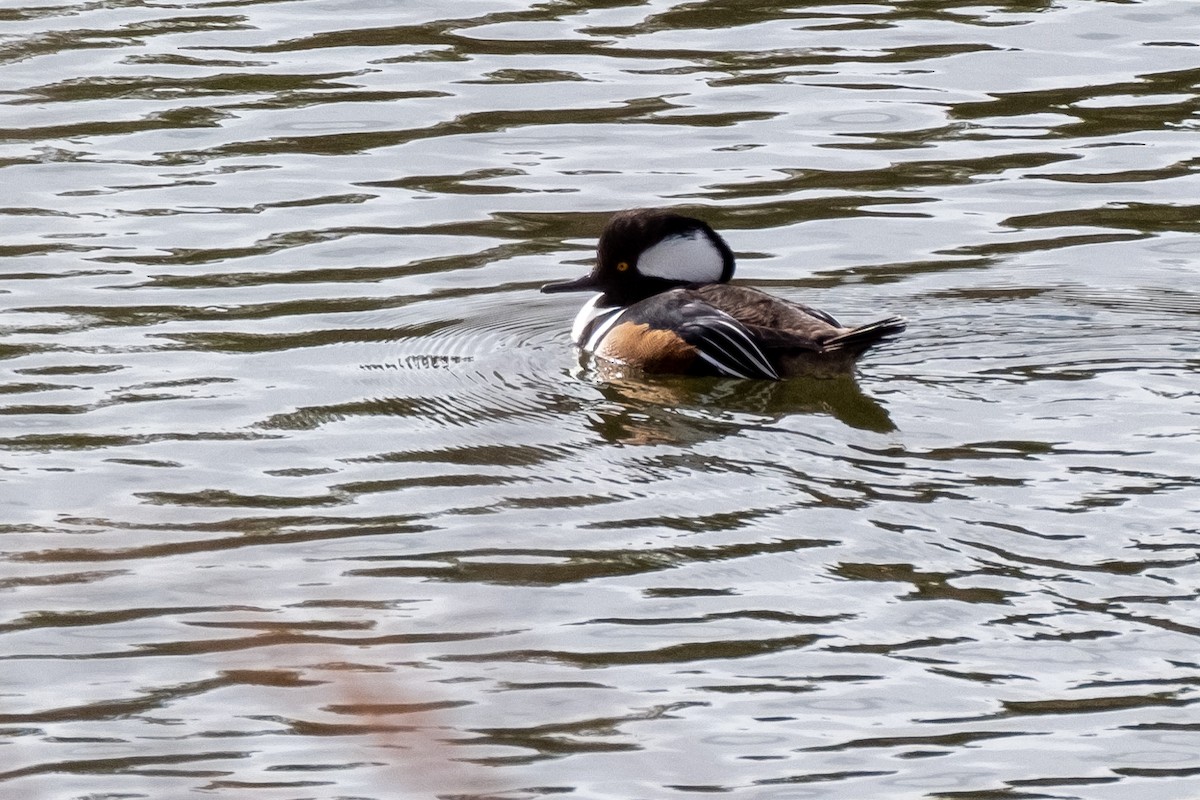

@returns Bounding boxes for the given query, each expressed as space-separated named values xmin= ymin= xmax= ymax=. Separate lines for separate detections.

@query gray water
xmin=2 ymin=1 xmax=1200 ymax=798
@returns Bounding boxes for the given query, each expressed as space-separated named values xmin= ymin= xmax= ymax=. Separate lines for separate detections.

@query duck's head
xmin=542 ymin=209 xmax=735 ymax=306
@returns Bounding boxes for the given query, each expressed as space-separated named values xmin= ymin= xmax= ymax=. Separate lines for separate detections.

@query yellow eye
xmin=616 ymin=261 xmax=630 ymax=272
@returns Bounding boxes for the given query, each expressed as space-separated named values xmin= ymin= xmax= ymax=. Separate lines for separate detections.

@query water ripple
xmin=4 ymin=0 xmax=1200 ymax=798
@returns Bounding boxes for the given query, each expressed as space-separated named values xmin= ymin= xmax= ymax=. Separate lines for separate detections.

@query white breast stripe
xmin=569 ymin=294 xmax=606 ymax=345
xmin=569 ymin=294 xmax=600 ymax=344
xmin=582 ymin=307 xmax=626 ymax=353
xmin=637 ymin=230 xmax=724 ymax=283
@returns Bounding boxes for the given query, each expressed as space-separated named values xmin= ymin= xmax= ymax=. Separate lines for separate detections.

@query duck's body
xmin=543 ymin=209 xmax=905 ymax=380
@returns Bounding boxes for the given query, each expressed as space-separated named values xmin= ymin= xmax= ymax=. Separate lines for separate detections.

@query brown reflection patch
xmin=319 ymin=666 xmax=499 ymax=795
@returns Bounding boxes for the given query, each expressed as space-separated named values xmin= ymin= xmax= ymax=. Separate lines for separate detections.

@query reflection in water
xmin=590 ymin=371 xmax=897 ymax=444
xmin=3 ymin=0 xmax=1200 ymax=798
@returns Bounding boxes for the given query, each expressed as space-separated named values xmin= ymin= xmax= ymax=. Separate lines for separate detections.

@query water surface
xmin=2 ymin=1 xmax=1200 ymax=798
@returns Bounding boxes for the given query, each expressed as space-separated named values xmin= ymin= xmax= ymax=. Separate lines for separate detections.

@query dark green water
xmin=2 ymin=1 xmax=1199 ymax=798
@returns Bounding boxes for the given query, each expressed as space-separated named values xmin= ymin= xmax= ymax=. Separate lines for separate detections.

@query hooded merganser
xmin=542 ymin=209 xmax=906 ymax=380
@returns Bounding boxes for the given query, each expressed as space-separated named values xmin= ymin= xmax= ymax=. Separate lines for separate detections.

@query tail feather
xmin=823 ymin=316 xmax=907 ymax=356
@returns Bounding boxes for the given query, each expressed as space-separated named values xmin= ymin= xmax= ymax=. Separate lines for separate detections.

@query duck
xmin=541 ymin=209 xmax=906 ymax=380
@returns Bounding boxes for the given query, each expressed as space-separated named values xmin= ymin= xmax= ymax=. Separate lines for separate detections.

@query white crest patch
xmin=637 ymin=230 xmax=725 ymax=283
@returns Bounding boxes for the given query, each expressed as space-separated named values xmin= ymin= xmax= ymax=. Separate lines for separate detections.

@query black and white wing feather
xmin=677 ymin=314 xmax=779 ymax=380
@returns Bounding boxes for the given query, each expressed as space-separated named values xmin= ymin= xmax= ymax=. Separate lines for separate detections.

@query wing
xmin=676 ymin=314 xmax=779 ymax=380
xmin=694 ymin=283 xmax=843 ymax=330
xmin=632 ymin=291 xmax=780 ymax=380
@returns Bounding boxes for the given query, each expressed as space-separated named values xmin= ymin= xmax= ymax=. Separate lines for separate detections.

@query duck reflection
xmin=583 ymin=361 xmax=896 ymax=446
